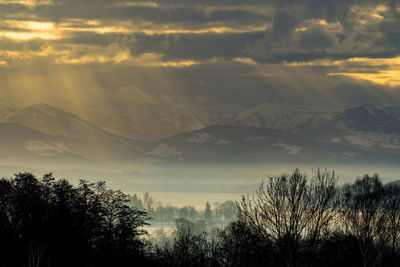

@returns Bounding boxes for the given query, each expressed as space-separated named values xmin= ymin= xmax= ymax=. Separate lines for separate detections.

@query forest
xmin=1 ymin=169 xmax=400 ymax=267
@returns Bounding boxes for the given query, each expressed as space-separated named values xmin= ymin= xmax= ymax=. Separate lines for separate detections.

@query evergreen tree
xmin=204 ymin=202 xmax=212 ymax=222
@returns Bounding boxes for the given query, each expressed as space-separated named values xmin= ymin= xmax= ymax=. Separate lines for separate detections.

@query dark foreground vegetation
xmin=1 ymin=170 xmax=400 ymax=267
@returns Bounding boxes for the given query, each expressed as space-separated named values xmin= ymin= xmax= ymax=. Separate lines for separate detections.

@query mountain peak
xmin=0 ymin=99 xmax=15 ymax=108
xmin=0 ymin=99 xmax=17 ymax=121
xmin=21 ymin=103 xmax=62 ymax=119
xmin=29 ymin=102 xmax=57 ymax=111
xmin=360 ymin=103 xmax=380 ymax=117
xmin=5 ymin=102 xmax=109 ymax=139
xmin=332 ymin=104 xmax=400 ymax=133
xmin=360 ymin=103 xmax=376 ymax=109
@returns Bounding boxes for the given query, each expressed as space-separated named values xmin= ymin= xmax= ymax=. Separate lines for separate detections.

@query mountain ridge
xmin=2 ymin=101 xmax=400 ymax=166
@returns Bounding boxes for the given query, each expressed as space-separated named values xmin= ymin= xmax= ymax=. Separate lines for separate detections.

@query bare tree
xmin=239 ymin=169 xmax=339 ymax=267
xmin=383 ymin=184 xmax=400 ymax=255
xmin=341 ymin=174 xmax=386 ymax=267
xmin=305 ymin=169 xmax=341 ymax=255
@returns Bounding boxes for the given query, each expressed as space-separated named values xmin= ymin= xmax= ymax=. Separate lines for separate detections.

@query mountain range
xmin=1 ymin=100 xmax=400 ymax=167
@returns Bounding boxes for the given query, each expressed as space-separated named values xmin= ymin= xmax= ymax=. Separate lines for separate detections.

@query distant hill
xmin=233 ymin=101 xmax=339 ymax=132
xmin=2 ymin=102 xmax=400 ymax=166
xmin=0 ymin=122 xmax=90 ymax=166
xmin=329 ymin=104 xmax=400 ymax=134
xmin=0 ymin=99 xmax=16 ymax=120
xmin=4 ymin=103 xmax=119 ymax=141
xmin=144 ymin=125 xmax=400 ymax=164
xmin=0 ymin=111 xmax=145 ymax=165
xmin=63 ymin=101 xmax=340 ymax=140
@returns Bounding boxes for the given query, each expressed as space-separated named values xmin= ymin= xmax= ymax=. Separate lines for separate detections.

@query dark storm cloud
xmin=33 ymin=1 xmax=272 ymax=25
xmin=3 ymin=0 xmax=400 ymax=63
xmin=130 ymin=32 xmax=264 ymax=60
xmin=299 ymin=27 xmax=335 ymax=49
xmin=270 ymin=10 xmax=298 ymax=42
xmin=113 ymin=62 xmax=400 ymax=108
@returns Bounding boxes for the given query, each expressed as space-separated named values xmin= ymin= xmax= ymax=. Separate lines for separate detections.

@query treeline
xmin=1 ymin=169 xmax=400 ymax=267
xmin=0 ymin=173 xmax=151 ymax=267
xmin=151 ymin=169 xmax=400 ymax=267
xmin=130 ymin=193 xmax=237 ymax=223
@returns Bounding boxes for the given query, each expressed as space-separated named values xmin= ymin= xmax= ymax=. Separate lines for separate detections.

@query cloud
xmin=0 ymin=0 xmax=53 ymax=7
xmin=298 ymin=26 xmax=335 ymax=50
xmin=1 ymin=0 xmax=398 ymax=65
xmin=0 ymin=0 xmax=400 ymax=112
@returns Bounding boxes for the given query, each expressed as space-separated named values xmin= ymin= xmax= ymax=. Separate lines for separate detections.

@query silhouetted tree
xmin=214 ymin=201 xmax=237 ymax=223
xmin=204 ymin=202 xmax=212 ymax=223
xmin=130 ymin=193 xmax=144 ymax=211
xmin=156 ymin=218 xmax=216 ymax=267
xmin=0 ymin=172 xmax=151 ymax=267
xmin=239 ymin=169 xmax=339 ymax=267
xmin=316 ymin=230 xmax=362 ymax=267
xmin=218 ymin=220 xmax=274 ymax=267
xmin=4 ymin=168 xmax=400 ymax=267
xmin=383 ymin=183 xmax=400 ymax=255
xmin=341 ymin=174 xmax=386 ymax=267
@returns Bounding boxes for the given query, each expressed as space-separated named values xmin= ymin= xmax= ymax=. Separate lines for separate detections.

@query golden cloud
xmin=0 ymin=20 xmax=59 ymax=40
xmin=0 ymin=40 xmax=206 ymax=67
xmin=113 ymin=1 xmax=159 ymax=8
xmin=233 ymin=57 xmax=258 ymax=65
xmin=328 ymin=70 xmax=400 ymax=87
xmin=0 ymin=0 xmax=53 ymax=6
xmin=141 ymin=25 xmax=267 ymax=35
xmin=286 ymin=56 xmax=400 ymax=87
xmin=0 ymin=16 xmax=267 ymax=43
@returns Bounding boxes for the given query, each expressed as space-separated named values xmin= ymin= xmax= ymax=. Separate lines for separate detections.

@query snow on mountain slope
xmin=0 ymin=122 xmax=87 ymax=162
xmin=204 ymin=104 xmax=244 ymax=125
xmin=330 ymin=104 xmax=400 ymax=134
xmin=383 ymin=106 xmax=400 ymax=119
xmin=61 ymin=101 xmax=343 ymax=140
xmin=0 ymin=103 xmax=148 ymax=164
xmin=0 ymin=121 xmax=143 ymax=165
xmin=2 ymin=101 xmax=400 ymax=166
xmin=302 ymin=104 xmax=400 ymax=158
xmin=4 ymin=103 xmax=128 ymax=141
xmin=61 ymin=103 xmax=209 ymax=140
xmin=62 ymin=103 xmax=243 ymax=140
xmin=145 ymin=125 xmax=374 ymax=164
xmin=0 ymin=99 xmax=16 ymax=120
xmin=233 ymin=101 xmax=340 ymax=132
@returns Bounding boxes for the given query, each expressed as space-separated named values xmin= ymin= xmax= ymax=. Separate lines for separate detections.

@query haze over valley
xmin=1 ymin=99 xmax=400 ymax=196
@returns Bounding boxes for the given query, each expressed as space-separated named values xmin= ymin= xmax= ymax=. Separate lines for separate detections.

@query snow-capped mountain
xmin=0 ymin=100 xmax=16 ymax=120
xmin=62 ymin=103 xmax=210 ymax=141
xmin=0 ymin=121 xmax=144 ymax=166
xmin=144 ymin=125 xmax=393 ymax=164
xmin=0 ymin=122 xmax=90 ymax=165
xmin=2 ymin=101 xmax=400 ymax=167
xmin=3 ymin=103 xmax=116 ymax=140
xmin=142 ymin=103 xmax=400 ymax=164
xmin=62 ymin=101 xmax=339 ymax=140
xmin=233 ymin=101 xmax=340 ymax=132
xmin=0 ymin=103 xmax=147 ymax=165
xmin=329 ymin=104 xmax=400 ymax=134
xmin=299 ymin=104 xmax=400 ymax=159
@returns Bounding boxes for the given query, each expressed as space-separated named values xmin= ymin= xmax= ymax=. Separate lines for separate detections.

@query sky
xmin=1 ymin=0 xmax=400 ymax=110
xmin=4 ymin=0 xmax=400 ymax=195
